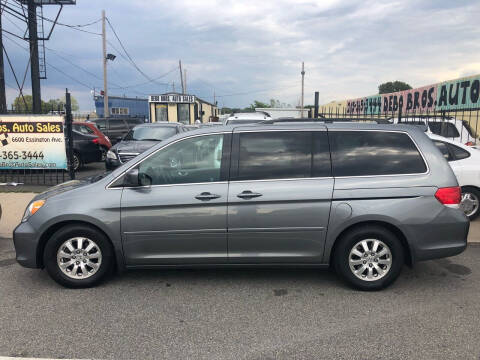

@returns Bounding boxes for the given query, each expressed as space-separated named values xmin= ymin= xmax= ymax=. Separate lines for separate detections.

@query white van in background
xmin=224 ymin=111 xmax=272 ymax=125
xmin=393 ymin=117 xmax=478 ymax=146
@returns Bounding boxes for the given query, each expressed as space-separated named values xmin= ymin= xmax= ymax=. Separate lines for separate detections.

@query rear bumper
xmin=13 ymin=221 xmax=40 ymax=268
xmin=410 ymin=208 xmax=469 ymax=262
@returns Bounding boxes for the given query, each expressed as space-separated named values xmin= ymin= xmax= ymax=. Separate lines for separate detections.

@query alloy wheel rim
xmin=460 ymin=192 xmax=479 ymax=217
xmin=73 ymin=155 xmax=80 ymax=171
xmin=57 ymin=237 xmax=102 ymax=280
xmin=349 ymin=239 xmax=392 ymax=281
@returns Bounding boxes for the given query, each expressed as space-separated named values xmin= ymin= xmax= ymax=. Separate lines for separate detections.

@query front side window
xmin=236 ymin=131 xmax=312 ymax=181
xmin=138 ymin=134 xmax=224 ymax=185
xmin=330 ymin=131 xmax=427 ymax=176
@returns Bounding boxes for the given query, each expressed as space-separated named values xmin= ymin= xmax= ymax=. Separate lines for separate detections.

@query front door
xmin=227 ymin=129 xmax=333 ymax=263
xmin=121 ymin=132 xmax=230 ymax=265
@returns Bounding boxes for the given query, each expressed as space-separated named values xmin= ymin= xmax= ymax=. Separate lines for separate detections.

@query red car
xmin=73 ymin=121 xmax=112 ymax=161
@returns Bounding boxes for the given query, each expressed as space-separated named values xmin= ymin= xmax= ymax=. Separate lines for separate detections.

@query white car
xmin=225 ymin=112 xmax=272 ymax=125
xmin=395 ymin=117 xmax=478 ymax=146
xmin=428 ymin=133 xmax=480 ymax=219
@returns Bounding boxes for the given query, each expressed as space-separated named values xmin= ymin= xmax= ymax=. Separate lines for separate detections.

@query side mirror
xmin=124 ymin=168 xmax=139 ymax=187
xmin=116 ymin=137 xmax=123 ymax=143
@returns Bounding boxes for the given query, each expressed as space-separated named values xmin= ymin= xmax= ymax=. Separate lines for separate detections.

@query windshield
xmin=225 ymin=119 xmax=265 ymax=125
xmin=124 ymin=126 xmax=177 ymax=141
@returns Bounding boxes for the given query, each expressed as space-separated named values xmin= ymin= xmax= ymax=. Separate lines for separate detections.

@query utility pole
xmin=27 ymin=0 xmax=41 ymax=113
xmin=184 ymin=69 xmax=187 ymax=94
xmin=179 ymin=60 xmax=184 ymax=94
xmin=300 ymin=62 xmax=305 ymax=118
xmin=0 ymin=11 xmax=7 ymax=114
xmin=102 ymin=10 xmax=109 ymax=117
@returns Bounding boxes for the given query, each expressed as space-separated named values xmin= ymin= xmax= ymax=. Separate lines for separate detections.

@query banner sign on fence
xmin=0 ymin=115 xmax=67 ymax=169
xmin=346 ymin=74 xmax=480 ymax=115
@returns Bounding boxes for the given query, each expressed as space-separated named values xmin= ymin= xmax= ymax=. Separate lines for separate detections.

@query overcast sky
xmin=2 ymin=0 xmax=480 ymax=111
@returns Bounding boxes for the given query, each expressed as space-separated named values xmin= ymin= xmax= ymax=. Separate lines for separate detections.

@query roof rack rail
xmin=261 ymin=117 xmax=391 ymax=124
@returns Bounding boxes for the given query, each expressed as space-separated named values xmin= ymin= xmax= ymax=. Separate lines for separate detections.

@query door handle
xmin=195 ymin=192 xmax=221 ymax=201
xmin=237 ymin=190 xmax=263 ymax=199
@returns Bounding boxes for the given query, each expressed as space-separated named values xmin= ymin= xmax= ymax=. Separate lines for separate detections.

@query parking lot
xmin=0 ymin=232 xmax=479 ymax=359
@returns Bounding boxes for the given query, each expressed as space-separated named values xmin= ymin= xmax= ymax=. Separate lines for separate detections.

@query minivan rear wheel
xmin=333 ymin=225 xmax=404 ymax=291
xmin=43 ymin=225 xmax=113 ymax=288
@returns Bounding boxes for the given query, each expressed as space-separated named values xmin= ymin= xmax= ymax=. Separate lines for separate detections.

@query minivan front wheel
xmin=43 ymin=225 xmax=113 ymax=288
xmin=333 ymin=225 xmax=404 ymax=291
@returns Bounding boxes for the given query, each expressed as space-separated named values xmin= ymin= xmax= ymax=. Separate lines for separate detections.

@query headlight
xmin=106 ymin=150 xmax=117 ymax=160
xmin=22 ymin=199 xmax=46 ymax=222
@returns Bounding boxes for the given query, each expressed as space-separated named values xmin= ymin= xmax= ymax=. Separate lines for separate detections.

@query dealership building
xmin=149 ymin=93 xmax=219 ymax=124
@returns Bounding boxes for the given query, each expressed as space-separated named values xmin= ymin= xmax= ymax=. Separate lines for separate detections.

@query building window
xmin=111 ymin=107 xmax=129 ymax=115
xmin=178 ymin=103 xmax=190 ymax=124
xmin=155 ymin=104 xmax=168 ymax=122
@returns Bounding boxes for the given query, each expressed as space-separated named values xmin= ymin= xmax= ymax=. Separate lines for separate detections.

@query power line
xmin=110 ymin=66 xmax=178 ymax=89
xmin=3 ymin=33 xmax=94 ymax=90
xmin=3 ymin=0 xmax=102 ymax=35
xmin=105 ymin=16 xmax=167 ymax=87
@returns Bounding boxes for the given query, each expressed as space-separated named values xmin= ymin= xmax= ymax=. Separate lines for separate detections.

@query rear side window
xmin=236 ymin=132 xmax=314 ymax=181
xmin=429 ymin=122 xmax=460 ymax=138
xmin=95 ymin=120 xmax=106 ymax=130
xmin=433 ymin=140 xmax=452 ymax=161
xmin=109 ymin=119 xmax=126 ymax=130
xmin=73 ymin=124 xmax=94 ymax=135
xmin=330 ymin=131 xmax=427 ymax=176
xmin=448 ymin=143 xmax=470 ymax=160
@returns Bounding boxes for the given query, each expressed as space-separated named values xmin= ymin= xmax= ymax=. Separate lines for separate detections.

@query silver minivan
xmin=13 ymin=123 xmax=469 ymax=290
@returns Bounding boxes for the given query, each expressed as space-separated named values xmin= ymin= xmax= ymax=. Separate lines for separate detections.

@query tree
xmin=12 ymin=95 xmax=35 ymax=113
xmin=12 ymin=95 xmax=79 ymax=113
xmin=378 ymin=81 xmax=412 ymax=94
xmin=249 ymin=100 xmax=270 ymax=110
xmin=45 ymin=96 xmax=79 ymax=112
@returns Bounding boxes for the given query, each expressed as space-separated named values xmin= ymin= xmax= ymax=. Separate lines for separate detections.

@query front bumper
xmin=13 ymin=221 xmax=41 ymax=268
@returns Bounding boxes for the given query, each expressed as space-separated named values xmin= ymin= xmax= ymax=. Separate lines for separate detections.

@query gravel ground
xmin=0 ymin=237 xmax=479 ymax=360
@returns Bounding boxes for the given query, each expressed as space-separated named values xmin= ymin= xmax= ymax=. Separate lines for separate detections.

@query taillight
xmin=92 ymin=138 xmax=99 ymax=144
xmin=465 ymin=141 xmax=475 ymax=146
xmin=435 ymin=187 xmax=461 ymax=206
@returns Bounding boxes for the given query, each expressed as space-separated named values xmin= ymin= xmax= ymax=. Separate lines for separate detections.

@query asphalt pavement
xmin=0 ymin=235 xmax=479 ymax=360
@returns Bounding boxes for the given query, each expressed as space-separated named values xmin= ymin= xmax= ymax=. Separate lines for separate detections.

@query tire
xmin=43 ymin=224 xmax=114 ymax=288
xmin=333 ymin=225 xmax=405 ymax=291
xmin=100 ymin=147 xmax=108 ymax=162
xmin=460 ymin=186 xmax=480 ymax=220
xmin=72 ymin=152 xmax=82 ymax=172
